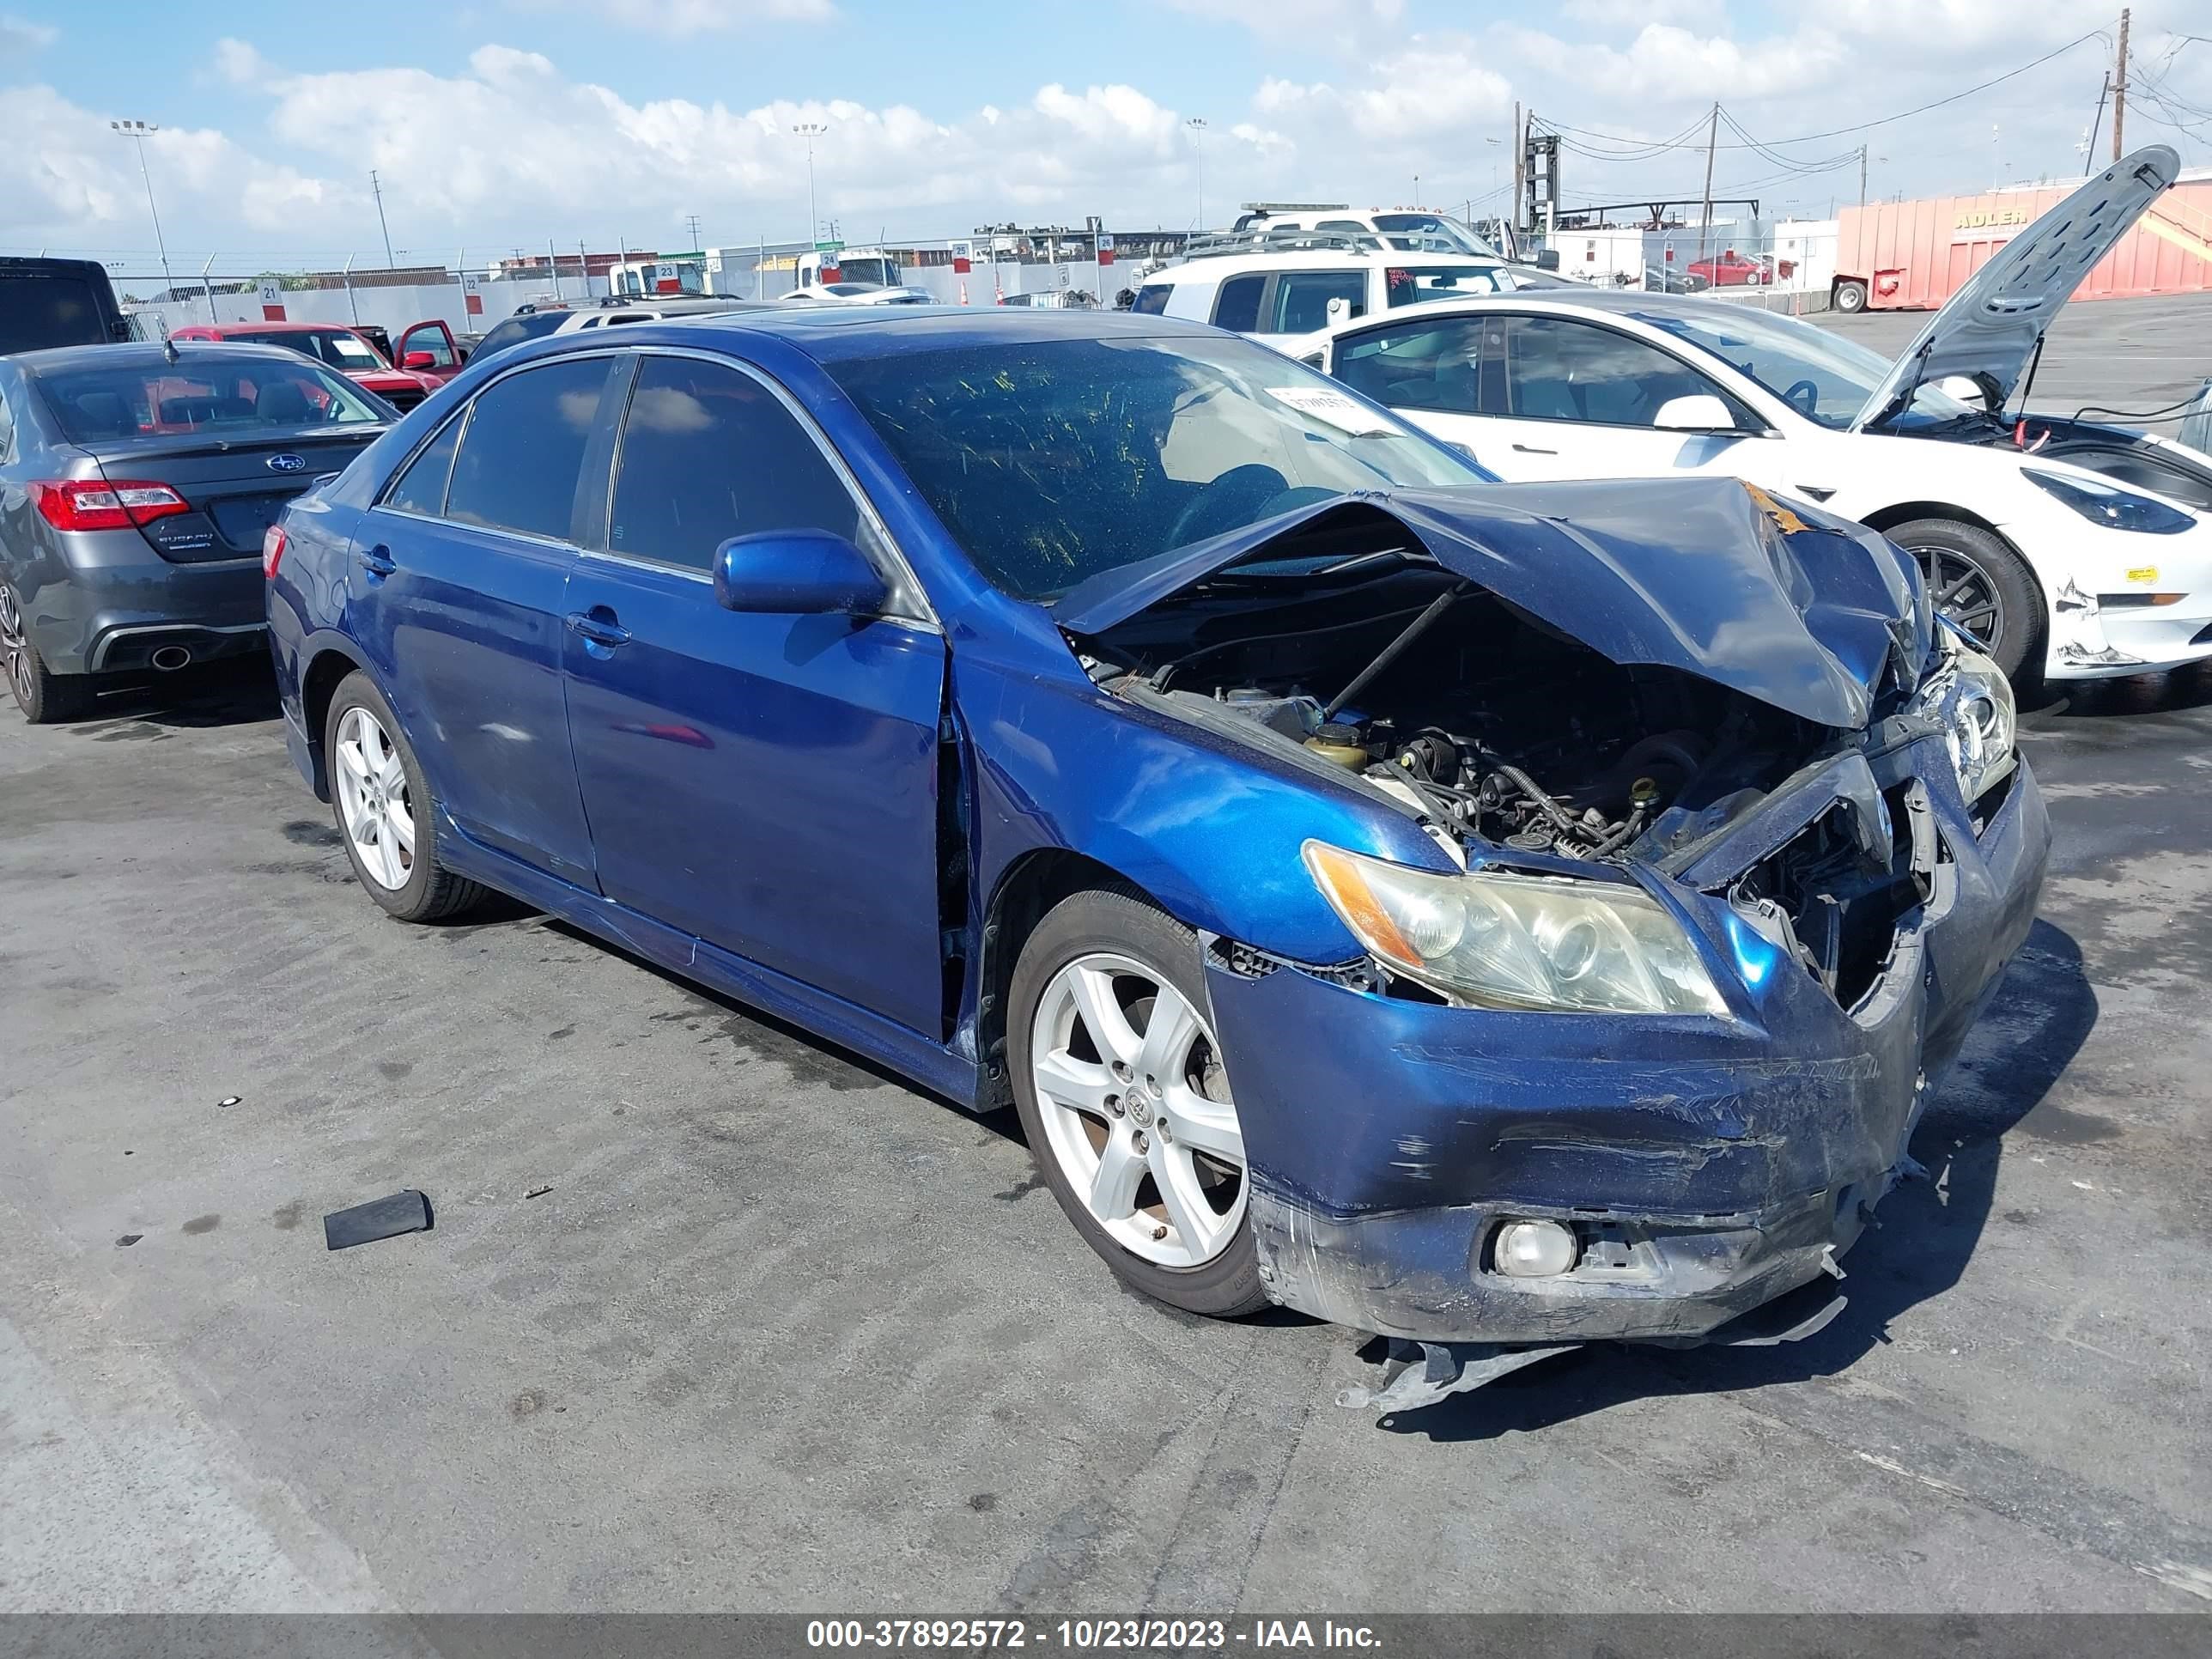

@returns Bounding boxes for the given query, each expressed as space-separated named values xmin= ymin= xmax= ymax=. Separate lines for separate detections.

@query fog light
xmin=1494 ymin=1218 xmax=1578 ymax=1278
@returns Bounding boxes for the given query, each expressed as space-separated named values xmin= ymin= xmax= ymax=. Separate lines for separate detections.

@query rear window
xmin=226 ymin=328 xmax=387 ymax=373
xmin=473 ymin=313 xmax=568 ymax=359
xmin=0 ymin=272 xmax=114 ymax=355
xmin=32 ymin=357 xmax=386 ymax=443
xmin=1386 ymin=266 xmax=1507 ymax=307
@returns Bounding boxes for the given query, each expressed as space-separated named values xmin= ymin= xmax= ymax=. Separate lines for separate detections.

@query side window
xmin=444 ymin=356 xmax=615 ymax=540
xmin=1333 ymin=319 xmax=1486 ymax=416
xmin=1211 ymin=276 xmax=1265 ymax=333
xmin=1501 ymin=316 xmax=1723 ymax=427
xmin=0 ymin=388 xmax=15 ymax=463
xmin=399 ymin=327 xmax=458 ymax=370
xmin=1130 ymin=284 xmax=1173 ymax=316
xmin=608 ymin=356 xmax=862 ymax=573
xmin=1269 ymin=271 xmax=1365 ymax=334
xmin=383 ymin=416 xmax=464 ymax=516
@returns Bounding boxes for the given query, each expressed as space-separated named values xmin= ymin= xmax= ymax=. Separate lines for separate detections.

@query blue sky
xmin=3 ymin=1 xmax=2204 ymax=272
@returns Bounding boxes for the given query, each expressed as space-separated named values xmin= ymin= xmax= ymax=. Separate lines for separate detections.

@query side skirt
xmin=435 ymin=818 xmax=988 ymax=1112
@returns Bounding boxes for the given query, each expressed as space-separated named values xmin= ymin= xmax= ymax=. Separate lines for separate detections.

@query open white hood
xmin=1850 ymin=145 xmax=2180 ymax=434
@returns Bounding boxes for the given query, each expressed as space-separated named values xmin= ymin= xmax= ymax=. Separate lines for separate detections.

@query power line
xmin=1544 ymin=29 xmax=2105 ymax=154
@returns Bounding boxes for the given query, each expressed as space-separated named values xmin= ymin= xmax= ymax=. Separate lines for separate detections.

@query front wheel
xmin=325 ymin=671 xmax=488 ymax=922
xmin=1008 ymin=888 xmax=1267 ymax=1318
xmin=1 ymin=583 xmax=94 ymax=725
xmin=1892 ymin=518 xmax=2043 ymax=684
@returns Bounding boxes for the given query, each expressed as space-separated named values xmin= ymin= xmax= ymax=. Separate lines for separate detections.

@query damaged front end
xmin=1065 ymin=479 xmax=2051 ymax=1408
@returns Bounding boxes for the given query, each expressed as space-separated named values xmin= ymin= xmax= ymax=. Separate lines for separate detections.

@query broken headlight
xmin=1303 ymin=842 xmax=1728 ymax=1016
xmin=1914 ymin=640 xmax=2016 ymax=804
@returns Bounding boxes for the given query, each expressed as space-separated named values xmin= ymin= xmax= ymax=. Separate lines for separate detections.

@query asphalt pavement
xmin=3 ymin=299 xmax=2210 ymax=1616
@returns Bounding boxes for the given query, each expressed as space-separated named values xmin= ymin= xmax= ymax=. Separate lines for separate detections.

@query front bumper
xmin=1206 ymin=744 xmax=2050 ymax=1346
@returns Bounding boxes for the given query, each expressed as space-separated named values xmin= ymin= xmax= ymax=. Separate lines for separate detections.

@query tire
xmin=0 ymin=582 xmax=93 ymax=725
xmin=1890 ymin=518 xmax=2043 ymax=684
xmin=325 ymin=671 xmax=488 ymax=922
xmin=1833 ymin=279 xmax=1869 ymax=314
xmin=1008 ymin=886 xmax=1267 ymax=1319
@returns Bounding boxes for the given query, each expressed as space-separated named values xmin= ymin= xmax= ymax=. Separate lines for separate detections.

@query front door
xmin=349 ymin=354 xmax=618 ymax=884
xmin=394 ymin=319 xmax=464 ymax=383
xmin=1330 ymin=311 xmax=1771 ymax=484
xmin=562 ymin=350 xmax=950 ymax=1036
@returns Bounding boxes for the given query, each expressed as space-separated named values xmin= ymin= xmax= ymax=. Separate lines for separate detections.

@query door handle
xmin=1511 ymin=443 xmax=1558 ymax=455
xmin=565 ymin=611 xmax=631 ymax=648
xmin=358 ymin=545 xmax=397 ymax=577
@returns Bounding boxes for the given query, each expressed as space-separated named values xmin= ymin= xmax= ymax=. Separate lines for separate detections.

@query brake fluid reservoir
xmin=1303 ymin=722 xmax=1368 ymax=769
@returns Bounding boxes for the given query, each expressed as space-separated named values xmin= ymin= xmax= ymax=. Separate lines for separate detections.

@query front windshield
xmin=827 ymin=332 xmax=1488 ymax=601
xmin=1372 ymin=214 xmax=1501 ymax=258
xmin=1631 ymin=303 xmax=1972 ymax=430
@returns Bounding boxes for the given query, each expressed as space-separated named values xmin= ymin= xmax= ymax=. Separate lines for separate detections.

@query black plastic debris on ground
xmin=115 ymin=1234 xmax=142 ymax=1248
xmin=324 ymin=1189 xmax=434 ymax=1251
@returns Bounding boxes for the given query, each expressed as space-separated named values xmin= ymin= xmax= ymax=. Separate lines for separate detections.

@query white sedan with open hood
xmin=1311 ymin=146 xmax=2212 ymax=685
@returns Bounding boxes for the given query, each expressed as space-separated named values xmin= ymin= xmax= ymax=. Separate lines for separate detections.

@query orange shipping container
xmin=1833 ymin=175 xmax=2212 ymax=312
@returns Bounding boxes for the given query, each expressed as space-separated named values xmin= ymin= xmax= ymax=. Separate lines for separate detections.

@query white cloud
xmin=1156 ymin=0 xmax=1401 ymax=45
xmin=1256 ymin=33 xmax=1512 ymax=149
xmin=0 ymin=13 xmax=55 ymax=56
xmin=526 ymin=0 xmax=835 ymax=37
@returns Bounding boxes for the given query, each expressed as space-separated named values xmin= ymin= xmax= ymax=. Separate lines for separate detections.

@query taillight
xmin=262 ymin=524 xmax=288 ymax=580
xmin=30 ymin=478 xmax=191 ymax=532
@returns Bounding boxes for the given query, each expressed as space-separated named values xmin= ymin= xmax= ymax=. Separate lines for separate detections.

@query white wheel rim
xmin=0 ymin=586 xmax=33 ymax=710
xmin=333 ymin=706 xmax=416 ymax=891
xmin=1030 ymin=952 xmax=1248 ymax=1269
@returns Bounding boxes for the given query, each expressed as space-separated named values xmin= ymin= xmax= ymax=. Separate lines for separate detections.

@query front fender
xmin=959 ymin=660 xmax=1449 ymax=963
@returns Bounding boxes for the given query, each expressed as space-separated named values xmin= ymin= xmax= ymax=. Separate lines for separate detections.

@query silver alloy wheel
xmin=1030 ymin=951 xmax=1248 ymax=1268
xmin=1910 ymin=542 xmax=2006 ymax=653
xmin=0 ymin=586 xmax=32 ymax=710
xmin=333 ymin=705 xmax=416 ymax=891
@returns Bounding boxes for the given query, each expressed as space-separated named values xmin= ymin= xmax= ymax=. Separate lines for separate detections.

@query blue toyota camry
xmin=267 ymin=307 xmax=2048 ymax=1407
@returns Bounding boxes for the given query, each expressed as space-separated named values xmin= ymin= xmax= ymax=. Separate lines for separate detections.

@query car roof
xmin=9 ymin=339 xmax=349 ymax=371
xmin=185 ymin=320 xmax=354 ymax=334
xmin=1322 ymin=288 xmax=1782 ymax=327
xmin=515 ymin=305 xmax=1220 ymax=366
xmin=1148 ymin=249 xmax=1507 ymax=282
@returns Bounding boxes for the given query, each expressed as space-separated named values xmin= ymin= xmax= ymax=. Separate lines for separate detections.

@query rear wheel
xmin=1009 ymin=887 xmax=1267 ymax=1318
xmin=1833 ymin=279 xmax=1869 ymax=314
xmin=1891 ymin=518 xmax=2042 ymax=683
xmin=325 ymin=671 xmax=488 ymax=922
xmin=0 ymin=583 xmax=93 ymax=725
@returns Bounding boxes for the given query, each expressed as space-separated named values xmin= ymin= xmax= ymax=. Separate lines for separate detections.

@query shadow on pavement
xmin=59 ymin=658 xmax=281 ymax=732
xmin=1380 ymin=919 xmax=2098 ymax=1441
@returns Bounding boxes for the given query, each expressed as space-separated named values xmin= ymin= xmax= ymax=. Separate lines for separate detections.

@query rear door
xmin=1330 ymin=311 xmax=1759 ymax=481
xmin=348 ymin=354 xmax=617 ymax=886
xmin=394 ymin=320 xmax=464 ymax=383
xmin=562 ymin=349 xmax=949 ymax=1035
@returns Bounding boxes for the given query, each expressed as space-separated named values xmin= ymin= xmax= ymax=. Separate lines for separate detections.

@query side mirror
xmin=714 ymin=530 xmax=888 ymax=616
xmin=1534 ymin=249 xmax=1562 ymax=271
xmin=1325 ymin=295 xmax=1352 ymax=325
xmin=1653 ymin=393 xmax=1743 ymax=433
xmin=402 ymin=349 xmax=437 ymax=371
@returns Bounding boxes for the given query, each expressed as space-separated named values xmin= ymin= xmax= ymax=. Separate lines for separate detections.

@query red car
xmin=1685 ymin=250 xmax=1775 ymax=287
xmin=167 ymin=320 xmax=465 ymax=413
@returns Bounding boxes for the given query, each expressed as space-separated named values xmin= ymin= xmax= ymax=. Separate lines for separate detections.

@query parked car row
xmin=1 ymin=154 xmax=2194 ymax=1411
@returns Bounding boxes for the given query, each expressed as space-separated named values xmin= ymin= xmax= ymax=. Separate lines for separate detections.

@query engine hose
xmin=1495 ymin=763 xmax=1583 ymax=837
xmin=1583 ymin=805 xmax=1648 ymax=860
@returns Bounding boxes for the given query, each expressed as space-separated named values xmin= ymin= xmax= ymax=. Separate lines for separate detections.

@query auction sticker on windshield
xmin=1265 ymin=386 xmax=1399 ymax=436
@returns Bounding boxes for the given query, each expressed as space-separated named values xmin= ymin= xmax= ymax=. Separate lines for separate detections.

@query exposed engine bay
xmin=1941 ymin=414 xmax=2212 ymax=510
xmin=1080 ymin=557 xmax=1823 ymax=866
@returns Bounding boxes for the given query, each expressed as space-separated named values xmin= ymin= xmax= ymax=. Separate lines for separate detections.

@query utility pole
xmin=2087 ymin=75 xmax=2112 ymax=170
xmin=1695 ymin=102 xmax=1719 ymax=270
xmin=549 ymin=238 xmax=562 ymax=301
xmin=371 ymin=169 xmax=395 ymax=267
xmin=791 ymin=122 xmax=829 ymax=243
xmin=1511 ymin=102 xmax=1525 ymax=241
xmin=1858 ymin=143 xmax=1869 ymax=210
xmin=2112 ymin=8 xmax=2130 ymax=161
xmin=1189 ymin=116 xmax=1209 ymax=228
xmin=684 ymin=213 xmax=702 ymax=252
xmin=110 ymin=121 xmax=173 ymax=298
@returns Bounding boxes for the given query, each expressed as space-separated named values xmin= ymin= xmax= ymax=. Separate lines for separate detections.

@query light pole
xmin=1185 ymin=117 xmax=1208 ymax=229
xmin=791 ymin=121 xmax=829 ymax=243
xmin=370 ymin=170 xmax=396 ymax=267
xmin=110 ymin=119 xmax=173 ymax=298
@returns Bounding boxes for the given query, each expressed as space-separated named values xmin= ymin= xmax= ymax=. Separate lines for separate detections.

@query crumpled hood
xmin=1054 ymin=477 xmax=1929 ymax=730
